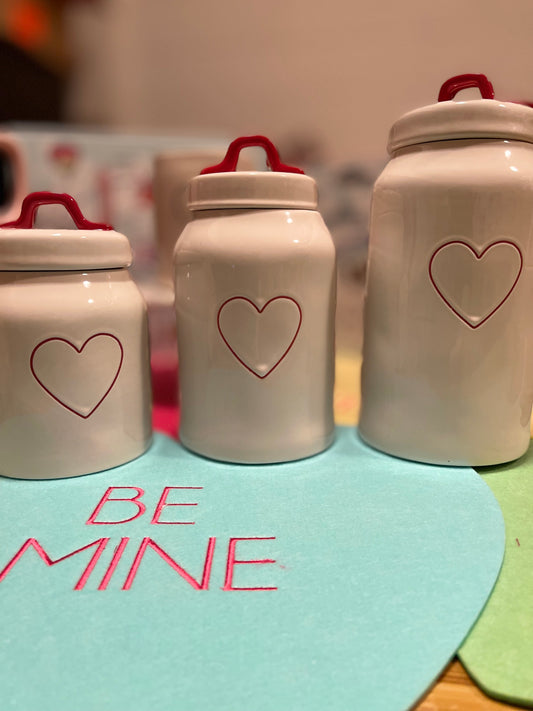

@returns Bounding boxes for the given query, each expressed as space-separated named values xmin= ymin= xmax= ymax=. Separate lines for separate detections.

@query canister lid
xmin=187 ymin=135 xmax=318 ymax=210
xmin=388 ymin=73 xmax=533 ymax=153
xmin=0 ymin=192 xmax=132 ymax=271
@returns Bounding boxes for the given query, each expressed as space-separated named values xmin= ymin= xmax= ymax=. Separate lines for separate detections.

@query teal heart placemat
xmin=459 ymin=443 xmax=533 ymax=707
xmin=0 ymin=427 xmax=503 ymax=711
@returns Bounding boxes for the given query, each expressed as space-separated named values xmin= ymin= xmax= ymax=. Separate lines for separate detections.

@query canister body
xmin=0 ymin=269 xmax=152 ymax=478
xmin=359 ymin=139 xmax=533 ymax=466
xmin=174 ymin=208 xmax=336 ymax=463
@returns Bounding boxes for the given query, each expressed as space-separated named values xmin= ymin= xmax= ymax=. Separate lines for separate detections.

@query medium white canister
xmin=174 ymin=135 xmax=336 ymax=463
xmin=0 ymin=191 xmax=152 ymax=479
xmin=359 ymin=74 xmax=533 ymax=466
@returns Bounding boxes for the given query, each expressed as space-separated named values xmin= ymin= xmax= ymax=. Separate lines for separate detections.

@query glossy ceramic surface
xmin=0 ymin=267 xmax=153 ymax=482
xmin=388 ymin=99 xmax=533 ymax=153
xmin=174 ymin=207 xmax=336 ymax=463
xmin=0 ymin=268 xmax=152 ymax=479
xmin=360 ymin=138 xmax=533 ymax=465
xmin=0 ymin=193 xmax=153 ymax=479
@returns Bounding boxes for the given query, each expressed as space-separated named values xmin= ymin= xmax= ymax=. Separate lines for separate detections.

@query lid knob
xmin=438 ymin=73 xmax=495 ymax=102
xmin=188 ymin=135 xmax=316 ymax=210
xmin=0 ymin=191 xmax=131 ymax=271
xmin=0 ymin=191 xmax=113 ymax=230
xmin=200 ymin=135 xmax=305 ymax=175
xmin=388 ymin=73 xmax=533 ymax=153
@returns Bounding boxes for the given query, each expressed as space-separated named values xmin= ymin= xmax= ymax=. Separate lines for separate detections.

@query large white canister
xmin=174 ymin=136 xmax=336 ymax=463
xmin=0 ymin=191 xmax=152 ymax=479
xmin=359 ymin=74 xmax=533 ymax=466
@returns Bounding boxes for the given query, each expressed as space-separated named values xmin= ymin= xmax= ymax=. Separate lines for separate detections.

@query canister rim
xmin=0 ymin=228 xmax=132 ymax=271
xmin=187 ymin=171 xmax=318 ymax=210
xmin=388 ymin=99 xmax=533 ymax=154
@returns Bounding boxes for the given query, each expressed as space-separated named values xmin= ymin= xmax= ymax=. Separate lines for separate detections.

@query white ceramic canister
xmin=359 ymin=74 xmax=533 ymax=466
xmin=0 ymin=192 xmax=152 ymax=479
xmin=174 ymin=136 xmax=336 ymax=463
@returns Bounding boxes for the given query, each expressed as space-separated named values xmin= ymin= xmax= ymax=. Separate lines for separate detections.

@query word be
xmin=86 ymin=486 xmax=203 ymax=525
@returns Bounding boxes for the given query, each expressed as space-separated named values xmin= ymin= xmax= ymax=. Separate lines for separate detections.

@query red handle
xmin=0 ymin=191 xmax=113 ymax=229
xmin=200 ymin=135 xmax=305 ymax=175
xmin=438 ymin=74 xmax=494 ymax=102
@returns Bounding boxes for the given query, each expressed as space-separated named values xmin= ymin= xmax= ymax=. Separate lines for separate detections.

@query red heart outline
xmin=30 ymin=333 xmax=124 ymax=418
xmin=217 ymin=296 xmax=302 ymax=379
xmin=429 ymin=240 xmax=523 ymax=329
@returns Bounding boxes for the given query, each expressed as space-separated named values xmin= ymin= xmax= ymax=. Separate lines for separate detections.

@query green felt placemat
xmin=459 ymin=442 xmax=533 ymax=707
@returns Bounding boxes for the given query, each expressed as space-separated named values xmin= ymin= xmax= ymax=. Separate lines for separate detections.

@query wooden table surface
xmin=336 ymin=271 xmax=522 ymax=711
xmin=415 ymin=661 xmax=523 ymax=710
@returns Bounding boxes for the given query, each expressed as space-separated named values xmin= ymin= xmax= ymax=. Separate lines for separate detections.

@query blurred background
xmin=0 ymin=0 xmax=526 ymax=151
xmin=40 ymin=0 xmax=533 ymax=160
xmin=1 ymin=0 xmax=533 ymax=358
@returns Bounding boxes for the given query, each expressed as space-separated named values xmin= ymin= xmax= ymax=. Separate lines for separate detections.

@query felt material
xmin=0 ymin=427 xmax=503 ymax=711
xmin=459 ymin=443 xmax=533 ymax=707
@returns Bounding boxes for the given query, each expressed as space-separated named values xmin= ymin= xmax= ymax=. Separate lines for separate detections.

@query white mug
xmin=0 ymin=131 xmax=27 ymax=222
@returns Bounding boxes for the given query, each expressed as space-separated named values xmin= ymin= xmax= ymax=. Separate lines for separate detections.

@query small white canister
xmin=359 ymin=74 xmax=533 ymax=466
xmin=174 ymin=135 xmax=336 ymax=463
xmin=0 ymin=191 xmax=152 ymax=479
